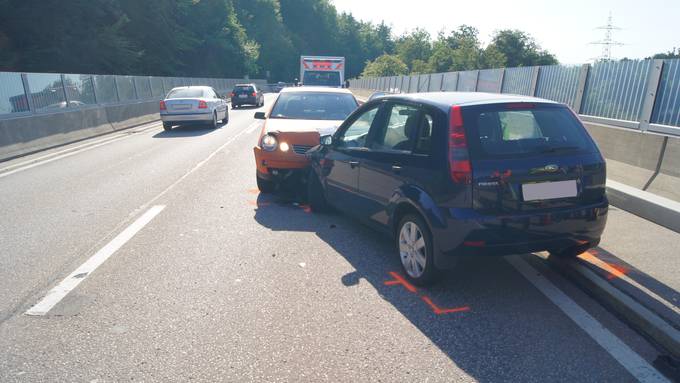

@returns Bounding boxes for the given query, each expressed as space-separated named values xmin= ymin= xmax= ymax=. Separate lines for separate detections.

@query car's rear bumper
xmin=432 ymin=199 xmax=608 ymax=267
xmin=161 ymin=112 xmax=212 ymax=123
xmin=232 ymin=97 xmax=257 ymax=105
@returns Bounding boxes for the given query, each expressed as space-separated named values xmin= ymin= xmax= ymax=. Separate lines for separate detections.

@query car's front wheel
xmin=307 ymin=170 xmax=330 ymax=212
xmin=163 ymin=123 xmax=172 ymax=131
xmin=256 ymin=173 xmax=276 ymax=193
xmin=397 ymin=214 xmax=439 ymax=286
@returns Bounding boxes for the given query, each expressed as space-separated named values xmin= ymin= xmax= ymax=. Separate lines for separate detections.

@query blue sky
xmin=332 ymin=0 xmax=680 ymax=64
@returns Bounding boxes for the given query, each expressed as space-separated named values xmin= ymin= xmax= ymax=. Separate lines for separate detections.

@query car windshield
xmin=463 ymin=104 xmax=597 ymax=158
xmin=302 ymin=71 xmax=341 ymax=86
xmin=167 ymin=88 xmax=204 ymax=99
xmin=269 ymin=92 xmax=357 ymax=120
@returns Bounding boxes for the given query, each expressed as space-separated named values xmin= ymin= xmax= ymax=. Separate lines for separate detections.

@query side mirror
xmin=320 ymin=134 xmax=333 ymax=146
xmin=254 ymin=112 xmax=266 ymax=120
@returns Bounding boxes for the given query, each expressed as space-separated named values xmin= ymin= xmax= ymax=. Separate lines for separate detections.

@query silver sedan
xmin=160 ymin=86 xmax=229 ymax=131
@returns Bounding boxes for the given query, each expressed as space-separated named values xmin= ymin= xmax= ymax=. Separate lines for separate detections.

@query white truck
xmin=299 ymin=56 xmax=346 ymax=87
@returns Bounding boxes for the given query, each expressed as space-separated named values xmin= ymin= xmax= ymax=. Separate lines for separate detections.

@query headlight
xmin=261 ymin=134 xmax=277 ymax=151
xmin=279 ymin=142 xmax=289 ymax=152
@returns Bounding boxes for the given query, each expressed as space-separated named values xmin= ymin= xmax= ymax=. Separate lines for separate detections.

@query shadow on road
xmin=152 ymin=124 xmax=225 ymax=138
xmin=251 ymin=191 xmax=628 ymax=382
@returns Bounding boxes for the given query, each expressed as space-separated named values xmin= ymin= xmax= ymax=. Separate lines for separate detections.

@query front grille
xmin=292 ymin=144 xmax=313 ymax=155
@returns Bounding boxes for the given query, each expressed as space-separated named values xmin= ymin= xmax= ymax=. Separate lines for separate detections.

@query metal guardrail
xmin=350 ymin=58 xmax=680 ymax=137
xmin=0 ymin=72 xmax=265 ymax=119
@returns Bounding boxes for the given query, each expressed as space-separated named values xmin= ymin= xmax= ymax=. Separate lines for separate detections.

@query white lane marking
xmin=131 ymin=121 xmax=254 ymax=215
xmin=25 ymin=205 xmax=165 ymax=316
xmin=507 ymin=256 xmax=669 ymax=383
xmin=0 ymin=122 xmax=162 ymax=178
xmin=246 ymin=121 xmax=261 ymax=134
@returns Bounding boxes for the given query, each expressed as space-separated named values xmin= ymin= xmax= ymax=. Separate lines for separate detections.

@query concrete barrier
xmin=582 ymin=122 xmax=680 ymax=203
xmin=0 ymin=100 xmax=160 ymax=162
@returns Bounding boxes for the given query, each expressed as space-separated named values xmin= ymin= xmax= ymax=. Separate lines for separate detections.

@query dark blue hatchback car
xmin=307 ymin=92 xmax=608 ymax=285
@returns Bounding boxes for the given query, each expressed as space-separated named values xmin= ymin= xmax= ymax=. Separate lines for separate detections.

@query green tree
xmin=233 ymin=0 xmax=297 ymax=81
xmin=361 ymin=54 xmax=408 ymax=77
xmin=480 ymin=45 xmax=506 ymax=69
xmin=0 ymin=0 xmax=138 ymax=74
xmin=180 ymin=0 xmax=259 ymax=77
xmin=652 ymin=47 xmax=680 ymax=59
xmin=487 ymin=29 xmax=557 ymax=67
xmin=395 ymin=28 xmax=432 ymax=70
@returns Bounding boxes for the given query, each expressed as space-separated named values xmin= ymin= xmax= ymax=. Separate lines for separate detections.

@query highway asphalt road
xmin=0 ymin=93 xmax=674 ymax=382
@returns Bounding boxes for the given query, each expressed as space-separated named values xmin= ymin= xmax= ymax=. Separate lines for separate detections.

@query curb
xmin=607 ymin=180 xmax=680 ymax=234
xmin=547 ymin=254 xmax=680 ymax=361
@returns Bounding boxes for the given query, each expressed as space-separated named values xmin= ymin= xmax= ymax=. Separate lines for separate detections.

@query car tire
xmin=256 ymin=174 xmax=276 ymax=193
xmin=550 ymin=243 xmax=592 ymax=259
xmin=211 ymin=112 xmax=218 ymax=129
xmin=396 ymin=214 xmax=439 ymax=286
xmin=221 ymin=110 xmax=229 ymax=124
xmin=307 ymin=170 xmax=330 ymax=213
xmin=163 ymin=123 xmax=172 ymax=131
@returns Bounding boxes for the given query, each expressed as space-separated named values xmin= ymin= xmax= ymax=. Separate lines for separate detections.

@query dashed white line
xmin=25 ymin=205 xmax=166 ymax=316
xmin=507 ymin=256 xmax=669 ymax=383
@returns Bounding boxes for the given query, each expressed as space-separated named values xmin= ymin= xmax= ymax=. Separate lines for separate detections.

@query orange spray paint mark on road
xmin=579 ymin=251 xmax=629 ymax=280
xmin=384 ymin=271 xmax=470 ymax=315
xmin=421 ymin=296 xmax=471 ymax=315
xmin=383 ymin=271 xmax=418 ymax=293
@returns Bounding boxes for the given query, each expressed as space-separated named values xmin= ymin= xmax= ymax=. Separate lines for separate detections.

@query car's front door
xmin=358 ymin=102 xmax=437 ymax=228
xmin=324 ymin=104 xmax=381 ymax=212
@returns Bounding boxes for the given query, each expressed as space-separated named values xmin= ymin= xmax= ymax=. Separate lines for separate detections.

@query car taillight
xmin=448 ymin=105 xmax=471 ymax=184
xmin=252 ymin=92 xmax=257 ymax=97
xmin=198 ymin=100 xmax=208 ymax=109
xmin=159 ymin=100 xmax=166 ymax=110
xmin=230 ymin=92 xmax=235 ymax=97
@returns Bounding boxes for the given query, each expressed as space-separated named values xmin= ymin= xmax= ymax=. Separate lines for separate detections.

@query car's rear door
xmin=462 ymin=103 xmax=606 ymax=216
xmin=357 ymin=102 xmax=440 ymax=229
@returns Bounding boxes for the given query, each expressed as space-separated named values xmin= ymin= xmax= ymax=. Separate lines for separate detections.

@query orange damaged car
xmin=253 ymin=87 xmax=358 ymax=192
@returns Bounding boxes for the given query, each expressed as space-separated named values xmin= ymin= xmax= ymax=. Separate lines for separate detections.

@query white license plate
xmin=173 ymin=104 xmax=191 ymax=110
xmin=522 ymin=180 xmax=577 ymax=201
xmin=238 ymin=94 xmax=248 ymax=98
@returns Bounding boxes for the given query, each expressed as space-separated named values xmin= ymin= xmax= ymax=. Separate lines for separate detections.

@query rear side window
xmin=167 ymin=88 xmax=204 ymax=99
xmin=463 ymin=104 xmax=597 ymax=159
xmin=370 ymin=104 xmax=418 ymax=151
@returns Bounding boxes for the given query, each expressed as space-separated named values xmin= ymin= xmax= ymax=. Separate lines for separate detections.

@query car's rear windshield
xmin=269 ymin=92 xmax=357 ymax=120
xmin=167 ymin=88 xmax=205 ymax=99
xmin=462 ymin=103 xmax=597 ymax=159
xmin=303 ymin=71 xmax=341 ymax=87
xmin=234 ymin=86 xmax=254 ymax=92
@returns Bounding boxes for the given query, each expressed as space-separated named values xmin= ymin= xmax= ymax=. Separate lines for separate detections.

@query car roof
xmin=235 ymin=83 xmax=255 ymax=87
xmin=280 ymin=86 xmax=352 ymax=94
xmin=376 ymin=92 xmax=560 ymax=110
xmin=169 ymin=86 xmax=212 ymax=91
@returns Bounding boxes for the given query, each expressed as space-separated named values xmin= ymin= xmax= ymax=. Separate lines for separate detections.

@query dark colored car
xmin=231 ymin=83 xmax=264 ymax=108
xmin=307 ymin=92 xmax=608 ymax=285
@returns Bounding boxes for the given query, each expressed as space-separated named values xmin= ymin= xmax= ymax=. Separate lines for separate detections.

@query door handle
xmin=349 ymin=161 xmax=360 ymax=168
xmin=391 ymin=165 xmax=402 ymax=173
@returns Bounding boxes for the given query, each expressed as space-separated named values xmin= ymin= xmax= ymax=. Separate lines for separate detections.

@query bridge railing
xmin=0 ymin=72 xmax=265 ymax=119
xmin=350 ymin=58 xmax=680 ymax=137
